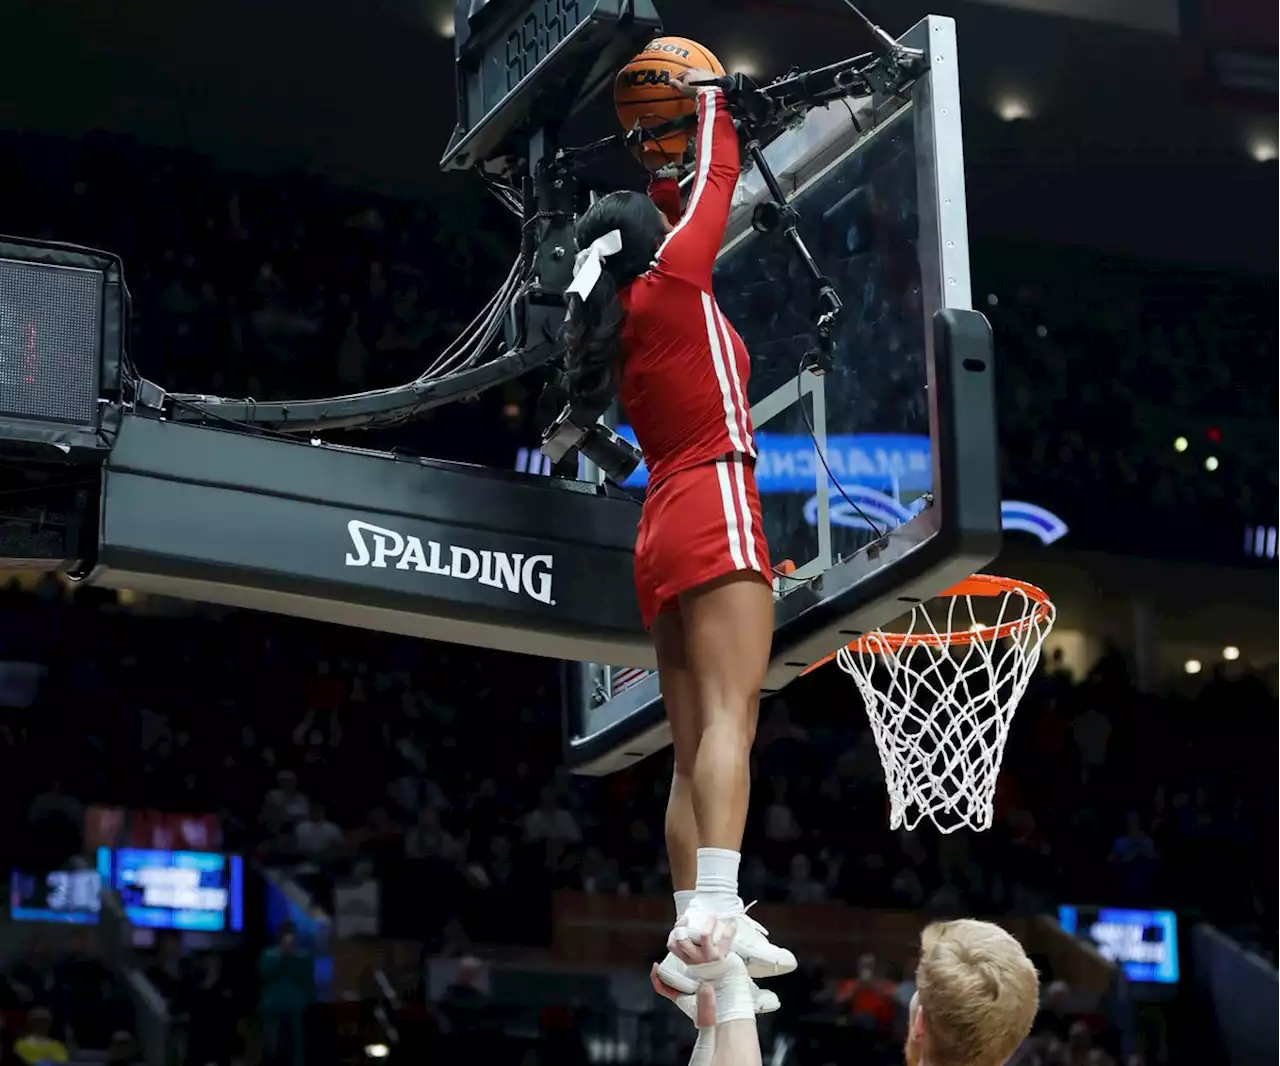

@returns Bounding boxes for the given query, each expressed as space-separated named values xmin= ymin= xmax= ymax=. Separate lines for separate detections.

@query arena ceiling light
xmin=1204 ymin=455 xmax=1219 ymax=472
xmin=1222 ymin=646 xmax=1240 ymax=661
xmin=1248 ymin=136 xmax=1277 ymax=163
xmin=1183 ymin=659 xmax=1202 ymax=675
xmin=725 ymin=54 xmax=763 ymax=78
xmin=994 ymin=93 xmax=1034 ymax=121
xmin=1173 ymin=436 xmax=1188 ymax=452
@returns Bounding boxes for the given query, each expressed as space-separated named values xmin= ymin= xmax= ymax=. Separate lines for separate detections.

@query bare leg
xmin=679 ymin=574 xmax=773 ymax=851
xmin=667 ymin=573 xmax=794 ymax=980
xmin=654 ymin=609 xmax=703 ymax=893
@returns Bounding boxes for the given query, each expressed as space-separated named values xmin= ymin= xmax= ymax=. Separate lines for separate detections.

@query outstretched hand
xmin=652 ymin=963 xmax=717 ymax=1027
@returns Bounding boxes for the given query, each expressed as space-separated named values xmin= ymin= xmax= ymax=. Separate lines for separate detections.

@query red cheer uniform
xmin=618 ymin=88 xmax=771 ymax=629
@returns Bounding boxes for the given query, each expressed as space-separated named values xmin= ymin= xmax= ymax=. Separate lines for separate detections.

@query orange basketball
xmin=614 ymin=37 xmax=726 ymax=158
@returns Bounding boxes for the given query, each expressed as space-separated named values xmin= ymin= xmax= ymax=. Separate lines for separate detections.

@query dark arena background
xmin=0 ymin=1 xmax=1275 ymax=1065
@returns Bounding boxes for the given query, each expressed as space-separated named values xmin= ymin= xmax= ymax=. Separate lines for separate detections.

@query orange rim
xmin=801 ymin=575 xmax=1054 ymax=675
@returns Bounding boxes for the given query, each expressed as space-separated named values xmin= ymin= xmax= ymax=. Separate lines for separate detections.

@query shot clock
xmin=442 ymin=0 xmax=663 ymax=172
xmin=485 ymin=0 xmax=590 ymax=113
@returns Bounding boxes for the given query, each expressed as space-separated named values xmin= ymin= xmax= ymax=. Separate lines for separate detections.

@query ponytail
xmin=560 ymin=189 xmax=667 ymax=419
xmin=563 ymin=271 xmax=625 ymax=419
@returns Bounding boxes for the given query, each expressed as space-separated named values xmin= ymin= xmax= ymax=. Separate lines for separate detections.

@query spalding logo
xmin=645 ymin=40 xmax=691 ymax=59
xmin=344 ymin=520 xmax=555 ymax=606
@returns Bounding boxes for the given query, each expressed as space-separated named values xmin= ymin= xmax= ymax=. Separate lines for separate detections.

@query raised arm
xmin=654 ymin=86 xmax=741 ymax=289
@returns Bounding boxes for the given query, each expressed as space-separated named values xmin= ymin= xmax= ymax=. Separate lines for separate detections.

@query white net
xmin=836 ymin=578 xmax=1055 ymax=834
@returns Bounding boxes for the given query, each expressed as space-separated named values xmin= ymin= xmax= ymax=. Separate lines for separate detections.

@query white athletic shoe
xmin=654 ymin=951 xmax=781 ymax=1016
xmin=667 ymin=902 xmax=797 ymax=981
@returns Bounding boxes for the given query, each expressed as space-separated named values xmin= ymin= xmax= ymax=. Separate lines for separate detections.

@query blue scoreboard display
xmin=100 ymin=847 xmax=244 ymax=933
xmin=1058 ymin=905 xmax=1180 ymax=984
xmin=10 ymin=867 xmax=102 ymax=924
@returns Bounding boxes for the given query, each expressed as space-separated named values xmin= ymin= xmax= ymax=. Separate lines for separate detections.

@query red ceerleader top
xmin=617 ymin=88 xmax=755 ymax=490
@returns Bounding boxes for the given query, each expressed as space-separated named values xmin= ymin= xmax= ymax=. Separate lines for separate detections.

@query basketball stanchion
xmin=806 ymin=575 xmax=1056 ymax=834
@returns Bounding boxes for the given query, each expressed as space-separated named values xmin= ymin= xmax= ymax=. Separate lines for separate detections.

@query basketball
xmin=614 ymin=37 xmax=726 ymax=158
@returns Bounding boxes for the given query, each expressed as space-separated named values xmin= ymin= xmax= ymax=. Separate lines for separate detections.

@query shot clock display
xmin=485 ymin=0 xmax=588 ymax=114
xmin=444 ymin=0 xmax=662 ymax=171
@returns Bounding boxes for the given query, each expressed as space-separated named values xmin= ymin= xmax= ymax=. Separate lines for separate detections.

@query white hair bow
xmin=566 ymin=229 xmax=623 ymax=300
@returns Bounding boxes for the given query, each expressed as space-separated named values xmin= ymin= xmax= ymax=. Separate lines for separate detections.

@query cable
xmin=483 ymin=175 xmax=524 ymax=217
xmin=796 ymin=352 xmax=886 ymax=540
xmin=167 ymin=395 xmax=315 ymax=443
xmin=419 ymin=252 xmax=527 ymax=380
xmin=835 ymin=0 xmax=916 ymax=54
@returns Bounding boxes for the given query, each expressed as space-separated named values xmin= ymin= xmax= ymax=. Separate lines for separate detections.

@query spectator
xmin=834 ymin=952 xmax=896 ymax=1033
xmin=1108 ymin=811 xmax=1161 ymax=900
xmin=258 ymin=923 xmax=313 ymax=1066
xmin=52 ymin=931 xmax=116 ymax=1047
xmin=763 ymin=777 xmax=802 ymax=845
xmin=404 ymin=805 xmax=460 ymax=863
xmin=261 ymin=772 xmax=309 ymax=836
xmin=440 ymin=957 xmax=490 ymax=1036
xmin=1033 ymin=980 xmax=1079 ymax=1042
xmin=579 ymin=846 xmax=622 ymax=895
xmin=785 ymin=853 xmax=827 ymax=904
xmin=1067 ymin=1020 xmax=1094 ymax=1066
xmin=105 ymin=1031 xmax=142 ymax=1066
xmin=522 ymin=787 xmax=581 ymax=845
xmin=145 ymin=933 xmax=188 ymax=1006
xmin=24 ymin=783 xmax=83 ymax=874
xmin=185 ymin=955 xmax=236 ymax=1065
xmin=13 ymin=1008 xmax=67 ymax=1066
xmin=294 ymin=802 xmax=344 ymax=861
xmin=1072 ymin=704 xmax=1112 ymax=785
xmin=295 ymin=660 xmax=343 ymax=748
xmin=4 ymin=938 xmax=56 ymax=1007
xmin=350 ymin=807 xmax=402 ymax=864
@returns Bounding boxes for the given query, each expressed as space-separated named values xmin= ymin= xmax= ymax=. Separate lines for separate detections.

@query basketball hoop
xmin=817 ymin=575 xmax=1056 ymax=834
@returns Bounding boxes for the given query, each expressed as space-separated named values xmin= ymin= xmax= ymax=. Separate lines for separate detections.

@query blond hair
xmin=915 ymin=919 xmax=1039 ymax=1066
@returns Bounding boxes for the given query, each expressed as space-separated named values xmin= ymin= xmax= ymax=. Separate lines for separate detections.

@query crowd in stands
xmin=978 ymin=240 xmax=1277 ymax=523
xmin=0 ymin=127 xmax=1275 ymax=1066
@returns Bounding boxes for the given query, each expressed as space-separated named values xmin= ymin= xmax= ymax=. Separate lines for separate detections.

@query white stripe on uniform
xmin=714 ymin=459 xmax=748 ymax=570
xmin=729 ymin=455 xmax=762 ymax=571
xmin=653 ymin=89 xmax=719 ymax=263
xmin=702 ymin=291 xmax=747 ymax=453
xmin=713 ymin=303 xmax=754 ymax=456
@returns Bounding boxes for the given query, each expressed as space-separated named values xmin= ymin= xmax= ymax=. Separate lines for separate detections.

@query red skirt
xmin=634 ymin=454 xmax=772 ymax=630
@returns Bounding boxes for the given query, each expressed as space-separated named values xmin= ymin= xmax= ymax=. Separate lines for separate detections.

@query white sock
xmin=692 ymin=847 xmax=743 ymax=916
xmin=674 ymin=889 xmax=696 ymax=919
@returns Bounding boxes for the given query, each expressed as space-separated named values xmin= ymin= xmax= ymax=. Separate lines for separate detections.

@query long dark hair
xmin=561 ymin=190 xmax=666 ymax=416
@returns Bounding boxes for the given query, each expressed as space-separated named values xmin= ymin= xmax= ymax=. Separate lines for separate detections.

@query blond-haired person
xmin=905 ymin=920 xmax=1040 ymax=1066
xmin=656 ymin=917 xmax=1039 ymax=1066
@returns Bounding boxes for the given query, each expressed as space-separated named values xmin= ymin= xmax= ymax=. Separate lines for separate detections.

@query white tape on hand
xmin=566 ymin=229 xmax=623 ymax=299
